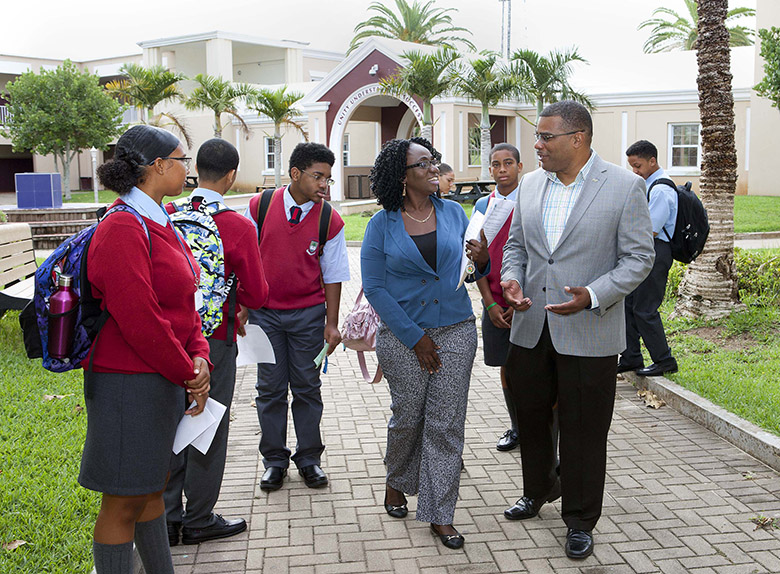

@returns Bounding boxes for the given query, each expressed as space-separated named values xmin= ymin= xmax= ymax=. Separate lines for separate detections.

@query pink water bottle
xmin=48 ymin=274 xmax=79 ymax=359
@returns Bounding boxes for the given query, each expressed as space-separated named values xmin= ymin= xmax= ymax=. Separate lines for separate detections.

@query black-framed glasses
xmin=534 ymin=130 xmax=583 ymax=143
xmin=301 ymin=170 xmax=335 ymax=187
xmin=155 ymin=156 xmax=192 ymax=169
xmin=405 ymin=159 xmax=440 ymax=171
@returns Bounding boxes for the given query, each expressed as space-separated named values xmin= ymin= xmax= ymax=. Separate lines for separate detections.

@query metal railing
xmin=0 ymin=105 xmax=10 ymax=124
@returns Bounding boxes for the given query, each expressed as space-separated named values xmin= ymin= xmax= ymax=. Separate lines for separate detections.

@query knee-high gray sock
xmin=134 ymin=514 xmax=174 ymax=574
xmin=92 ymin=540 xmax=134 ymax=574
xmin=502 ymin=387 xmax=519 ymax=432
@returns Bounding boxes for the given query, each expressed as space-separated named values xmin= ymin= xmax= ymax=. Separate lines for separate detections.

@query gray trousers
xmin=377 ymin=317 xmax=477 ymax=525
xmin=249 ymin=304 xmax=326 ymax=469
xmin=164 ymin=338 xmax=237 ymax=528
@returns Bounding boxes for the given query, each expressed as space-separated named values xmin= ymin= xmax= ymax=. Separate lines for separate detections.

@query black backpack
xmin=648 ymin=178 xmax=709 ymax=264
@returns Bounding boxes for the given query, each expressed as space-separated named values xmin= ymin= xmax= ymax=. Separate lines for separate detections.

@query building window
xmin=668 ymin=123 xmax=701 ymax=172
xmin=343 ymin=134 xmax=350 ymax=167
xmin=265 ymin=137 xmax=276 ymax=172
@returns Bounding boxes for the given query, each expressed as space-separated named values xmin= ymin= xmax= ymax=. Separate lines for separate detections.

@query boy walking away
xmin=246 ymin=142 xmax=349 ymax=491
xmin=473 ymin=144 xmax=522 ymax=451
xmin=622 ymin=140 xmax=678 ymax=377
xmin=164 ymin=138 xmax=269 ymax=545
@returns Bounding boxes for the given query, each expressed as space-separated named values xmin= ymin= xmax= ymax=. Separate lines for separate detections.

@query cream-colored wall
xmin=344 ymin=121 xmax=377 ymax=166
xmin=302 ymin=56 xmax=340 ymax=81
xmin=748 ymin=0 xmax=780 ymax=196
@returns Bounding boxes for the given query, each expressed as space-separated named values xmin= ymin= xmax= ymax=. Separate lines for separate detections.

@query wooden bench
xmin=443 ymin=180 xmax=493 ymax=204
xmin=0 ymin=223 xmax=37 ymax=317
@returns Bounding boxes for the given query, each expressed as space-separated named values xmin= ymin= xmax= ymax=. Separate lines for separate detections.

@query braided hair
xmin=369 ymin=137 xmax=441 ymax=212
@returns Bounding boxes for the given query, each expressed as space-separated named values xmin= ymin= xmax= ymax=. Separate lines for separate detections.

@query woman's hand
xmin=236 ymin=305 xmax=249 ymax=337
xmin=184 ymin=357 xmax=210 ymax=416
xmin=466 ymin=230 xmax=490 ymax=274
xmin=413 ymin=334 xmax=442 ymax=374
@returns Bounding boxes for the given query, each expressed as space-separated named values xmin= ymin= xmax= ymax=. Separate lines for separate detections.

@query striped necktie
xmin=289 ymin=205 xmax=302 ymax=224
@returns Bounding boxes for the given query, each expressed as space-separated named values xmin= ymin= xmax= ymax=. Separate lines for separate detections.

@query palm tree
xmin=348 ymin=0 xmax=475 ymax=55
xmin=450 ymin=52 xmax=523 ymax=180
xmin=105 ymin=63 xmax=192 ymax=147
xmin=675 ymin=0 xmax=742 ymax=319
xmin=245 ymin=86 xmax=306 ymax=188
xmin=184 ymin=74 xmax=255 ymax=138
xmin=638 ymin=0 xmax=755 ymax=53
xmin=510 ymin=48 xmax=592 ymax=119
xmin=379 ymin=48 xmax=460 ymax=142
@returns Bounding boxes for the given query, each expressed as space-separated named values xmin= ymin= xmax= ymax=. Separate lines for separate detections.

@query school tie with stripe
xmin=289 ymin=205 xmax=302 ymax=224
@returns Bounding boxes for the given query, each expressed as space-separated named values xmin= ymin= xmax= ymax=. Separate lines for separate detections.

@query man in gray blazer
xmin=500 ymin=101 xmax=654 ymax=560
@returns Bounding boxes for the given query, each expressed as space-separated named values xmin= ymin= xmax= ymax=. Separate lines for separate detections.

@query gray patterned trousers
xmin=376 ymin=317 xmax=477 ymax=525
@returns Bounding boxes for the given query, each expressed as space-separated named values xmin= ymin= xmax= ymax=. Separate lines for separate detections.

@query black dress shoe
xmin=181 ymin=515 xmax=247 ymax=545
xmin=167 ymin=521 xmax=181 ymax=547
xmin=430 ymin=524 xmax=464 ymax=550
xmin=260 ymin=466 xmax=287 ymax=491
xmin=504 ymin=480 xmax=561 ymax=520
xmin=383 ymin=494 xmax=408 ymax=519
xmin=565 ymin=528 xmax=593 ymax=559
xmin=636 ymin=358 xmax=678 ymax=377
xmin=298 ymin=464 xmax=328 ymax=488
xmin=496 ymin=428 xmax=519 ymax=451
xmin=616 ymin=361 xmax=643 ymax=374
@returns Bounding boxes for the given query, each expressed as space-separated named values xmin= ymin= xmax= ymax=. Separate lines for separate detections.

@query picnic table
xmin=444 ymin=180 xmax=493 ymax=204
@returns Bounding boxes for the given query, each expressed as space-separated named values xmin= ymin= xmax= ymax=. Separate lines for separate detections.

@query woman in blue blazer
xmin=361 ymin=137 xmax=489 ymax=550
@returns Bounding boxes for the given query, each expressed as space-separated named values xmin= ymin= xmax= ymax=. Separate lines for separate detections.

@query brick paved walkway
xmin=171 ymin=247 xmax=780 ymax=573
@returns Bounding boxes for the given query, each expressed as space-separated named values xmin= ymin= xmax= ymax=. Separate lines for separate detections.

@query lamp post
xmin=90 ymin=147 xmax=99 ymax=204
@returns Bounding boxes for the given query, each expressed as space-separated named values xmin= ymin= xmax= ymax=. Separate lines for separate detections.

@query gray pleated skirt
xmin=79 ymin=371 xmax=184 ymax=496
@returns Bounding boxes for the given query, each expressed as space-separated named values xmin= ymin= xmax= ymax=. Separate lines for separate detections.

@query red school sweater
xmin=85 ymin=200 xmax=212 ymax=387
xmin=485 ymin=194 xmax=513 ymax=309
xmin=248 ymin=190 xmax=345 ymax=310
xmin=165 ymin=201 xmax=269 ymax=341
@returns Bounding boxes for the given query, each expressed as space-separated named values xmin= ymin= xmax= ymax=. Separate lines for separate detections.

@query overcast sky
xmin=5 ymin=0 xmax=756 ymax=64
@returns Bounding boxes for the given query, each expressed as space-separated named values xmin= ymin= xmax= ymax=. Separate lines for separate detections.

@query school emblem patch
xmin=307 ymin=240 xmax=319 ymax=255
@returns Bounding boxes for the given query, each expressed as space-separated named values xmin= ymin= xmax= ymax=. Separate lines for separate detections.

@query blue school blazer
xmin=361 ymin=196 xmax=488 ymax=349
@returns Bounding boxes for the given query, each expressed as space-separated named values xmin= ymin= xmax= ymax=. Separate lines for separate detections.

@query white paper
xmin=457 ymin=210 xmax=486 ymax=289
xmin=173 ymin=398 xmax=227 ymax=455
xmin=236 ymin=324 xmax=276 ymax=366
xmin=481 ymin=196 xmax=514 ymax=246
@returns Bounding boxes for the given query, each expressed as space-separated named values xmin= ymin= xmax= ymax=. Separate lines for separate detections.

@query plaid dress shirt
xmin=542 ymin=151 xmax=597 ymax=252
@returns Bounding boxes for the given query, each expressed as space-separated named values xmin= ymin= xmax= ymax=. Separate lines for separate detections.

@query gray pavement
xmin=170 ymin=246 xmax=780 ymax=574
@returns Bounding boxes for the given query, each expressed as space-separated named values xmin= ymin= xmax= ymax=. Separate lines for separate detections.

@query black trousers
xmin=623 ymin=238 xmax=673 ymax=365
xmin=505 ymin=321 xmax=617 ymax=531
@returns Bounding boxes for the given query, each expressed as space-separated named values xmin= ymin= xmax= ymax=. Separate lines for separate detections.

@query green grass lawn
xmin=733 ymin=195 xmax=780 ymax=232
xmin=64 ymin=189 xmax=245 ymax=205
xmin=0 ymin=312 xmax=97 ymax=574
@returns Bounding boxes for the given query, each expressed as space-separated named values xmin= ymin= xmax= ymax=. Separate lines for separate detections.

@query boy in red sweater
xmin=164 ymin=139 xmax=269 ymax=545
xmin=473 ymin=144 xmax=522 ymax=451
xmin=246 ymin=143 xmax=349 ymax=491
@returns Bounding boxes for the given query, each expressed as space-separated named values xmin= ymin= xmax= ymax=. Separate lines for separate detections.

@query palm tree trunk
xmin=420 ymin=124 xmax=433 ymax=143
xmin=479 ymin=103 xmax=491 ymax=181
xmin=421 ymin=101 xmax=433 ymax=143
xmin=674 ymin=0 xmax=742 ymax=319
xmin=274 ymin=124 xmax=282 ymax=189
xmin=214 ymin=111 xmax=222 ymax=138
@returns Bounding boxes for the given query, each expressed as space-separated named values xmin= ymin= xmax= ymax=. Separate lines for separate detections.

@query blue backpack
xmin=19 ymin=205 xmax=149 ymax=372
xmin=168 ymin=197 xmax=236 ymax=339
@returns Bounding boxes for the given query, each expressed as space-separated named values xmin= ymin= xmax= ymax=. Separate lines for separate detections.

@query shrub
xmin=665 ymin=248 xmax=780 ymax=305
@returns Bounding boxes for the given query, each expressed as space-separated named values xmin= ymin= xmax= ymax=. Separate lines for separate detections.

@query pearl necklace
xmin=403 ymin=204 xmax=435 ymax=224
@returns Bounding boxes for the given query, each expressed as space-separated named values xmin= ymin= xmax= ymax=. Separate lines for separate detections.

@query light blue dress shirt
xmin=644 ymin=168 xmax=678 ymax=242
xmin=120 ymin=186 xmax=169 ymax=227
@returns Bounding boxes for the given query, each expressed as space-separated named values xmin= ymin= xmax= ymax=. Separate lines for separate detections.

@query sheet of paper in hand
xmin=457 ymin=210 xmax=486 ymax=290
xmin=481 ymin=195 xmax=514 ymax=246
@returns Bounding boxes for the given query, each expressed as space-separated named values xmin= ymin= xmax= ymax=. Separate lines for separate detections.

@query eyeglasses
xmin=156 ymin=156 xmax=192 ymax=169
xmin=405 ymin=159 xmax=440 ymax=171
xmin=533 ymin=130 xmax=583 ymax=143
xmin=301 ymin=170 xmax=335 ymax=187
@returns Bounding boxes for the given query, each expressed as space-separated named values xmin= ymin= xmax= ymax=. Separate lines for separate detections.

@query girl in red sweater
xmin=81 ymin=125 xmax=211 ymax=574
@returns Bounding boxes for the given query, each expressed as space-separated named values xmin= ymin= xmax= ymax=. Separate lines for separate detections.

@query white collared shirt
xmin=120 ymin=186 xmax=170 ymax=227
xmin=188 ymin=187 xmax=227 ymax=206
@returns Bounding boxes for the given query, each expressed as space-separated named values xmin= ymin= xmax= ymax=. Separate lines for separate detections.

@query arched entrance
xmin=327 ymin=84 xmax=424 ymax=201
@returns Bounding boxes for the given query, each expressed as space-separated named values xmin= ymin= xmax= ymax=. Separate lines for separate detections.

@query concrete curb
xmin=624 ymin=371 xmax=780 ymax=472
xmin=735 ymin=230 xmax=780 ymax=240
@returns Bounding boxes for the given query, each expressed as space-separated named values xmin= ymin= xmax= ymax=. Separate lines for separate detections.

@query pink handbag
xmin=341 ymin=288 xmax=383 ymax=383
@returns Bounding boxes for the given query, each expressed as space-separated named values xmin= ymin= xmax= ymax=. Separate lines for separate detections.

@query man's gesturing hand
xmin=545 ymin=286 xmax=591 ymax=315
xmin=500 ymin=280 xmax=532 ymax=312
